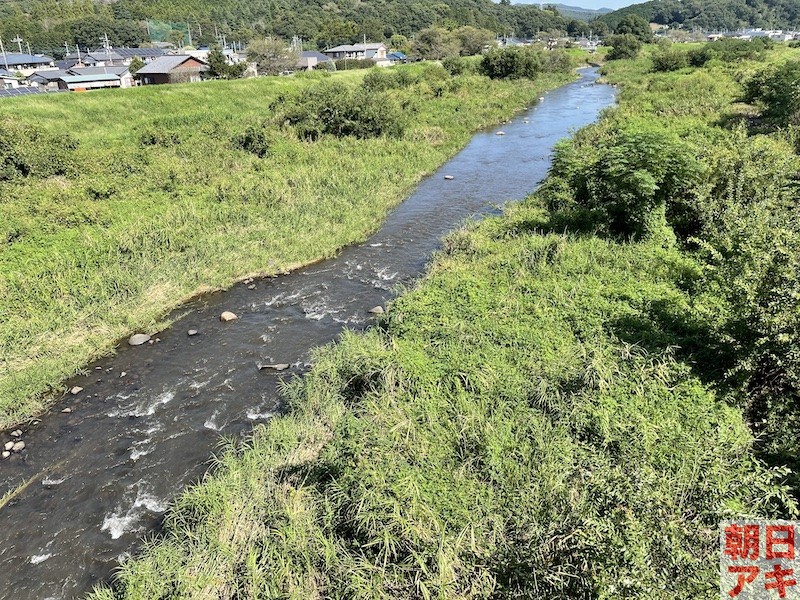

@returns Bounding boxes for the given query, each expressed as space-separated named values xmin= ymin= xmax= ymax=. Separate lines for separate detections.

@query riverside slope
xmin=0 ymin=68 xmax=616 ymax=599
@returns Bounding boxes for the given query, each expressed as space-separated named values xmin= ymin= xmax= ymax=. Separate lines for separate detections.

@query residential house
xmin=0 ymin=53 xmax=55 ymax=76
xmin=56 ymin=73 xmax=123 ymax=91
xmin=323 ymin=43 xmax=387 ymax=61
xmin=386 ymin=51 xmax=408 ymax=64
xmin=64 ymin=50 xmax=125 ymax=67
xmin=28 ymin=65 xmax=133 ymax=90
xmin=297 ymin=50 xmax=333 ymax=70
xmin=134 ymin=55 xmax=208 ymax=85
xmin=27 ymin=69 xmax=72 ymax=89
xmin=0 ymin=68 xmax=18 ymax=89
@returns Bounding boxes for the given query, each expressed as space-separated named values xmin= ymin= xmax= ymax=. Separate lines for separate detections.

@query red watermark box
xmin=721 ymin=520 xmax=800 ymax=599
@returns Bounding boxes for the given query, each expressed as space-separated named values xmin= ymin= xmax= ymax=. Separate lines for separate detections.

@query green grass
xmin=0 ymin=65 xmax=574 ymax=428
xmin=88 ymin=198 xmax=793 ymax=600
xmin=87 ymin=45 xmax=800 ymax=599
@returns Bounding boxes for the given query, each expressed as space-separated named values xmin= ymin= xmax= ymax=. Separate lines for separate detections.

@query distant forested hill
xmin=0 ymin=0 xmax=570 ymax=55
xmin=511 ymin=3 xmax=613 ymax=22
xmin=598 ymin=0 xmax=800 ymax=31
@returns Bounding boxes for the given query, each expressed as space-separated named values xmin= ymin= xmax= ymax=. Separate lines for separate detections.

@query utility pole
xmin=0 ymin=38 xmax=8 ymax=70
xmin=11 ymin=35 xmax=23 ymax=54
xmin=187 ymin=24 xmax=192 ymax=47
xmin=26 ymin=41 xmax=31 ymax=55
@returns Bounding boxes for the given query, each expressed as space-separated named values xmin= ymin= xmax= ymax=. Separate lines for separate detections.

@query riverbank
xmin=89 ymin=44 xmax=800 ymax=598
xmin=0 ymin=63 xmax=577 ymax=430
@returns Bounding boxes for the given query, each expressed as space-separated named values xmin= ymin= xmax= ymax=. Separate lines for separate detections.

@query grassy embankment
xmin=89 ymin=44 xmax=800 ymax=598
xmin=0 ymin=63 xmax=576 ymax=429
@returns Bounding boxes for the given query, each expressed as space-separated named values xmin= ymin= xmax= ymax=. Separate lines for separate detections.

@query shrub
xmin=233 ymin=124 xmax=271 ymax=158
xmin=441 ymin=56 xmax=477 ymax=76
xmin=333 ymin=58 xmax=374 ymax=71
xmin=605 ymin=34 xmax=642 ymax=61
xmin=744 ymin=60 xmax=800 ymax=126
xmin=0 ymin=118 xmax=78 ymax=181
xmin=480 ymin=47 xmax=543 ymax=80
xmin=651 ymin=48 xmax=688 ymax=72
xmin=273 ymin=80 xmax=405 ymax=140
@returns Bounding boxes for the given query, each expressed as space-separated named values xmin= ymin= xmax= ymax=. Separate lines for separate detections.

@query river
xmin=0 ymin=67 xmax=616 ymax=599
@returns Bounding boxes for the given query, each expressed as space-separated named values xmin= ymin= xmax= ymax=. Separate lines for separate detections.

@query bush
xmin=273 ymin=80 xmax=405 ymax=140
xmin=605 ymin=34 xmax=642 ymax=61
xmin=333 ymin=58 xmax=374 ymax=71
xmin=0 ymin=118 xmax=78 ymax=181
xmin=688 ymin=38 xmax=773 ymax=67
xmin=744 ymin=60 xmax=800 ymax=126
xmin=233 ymin=124 xmax=271 ymax=157
xmin=480 ymin=47 xmax=544 ymax=80
xmin=651 ymin=48 xmax=688 ymax=72
xmin=441 ymin=56 xmax=477 ymax=76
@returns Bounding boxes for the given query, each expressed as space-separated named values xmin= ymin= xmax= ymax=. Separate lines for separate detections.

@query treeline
xmin=0 ymin=0 xmax=570 ymax=56
xmin=599 ymin=0 xmax=800 ymax=32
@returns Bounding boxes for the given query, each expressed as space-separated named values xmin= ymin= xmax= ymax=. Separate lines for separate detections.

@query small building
xmin=386 ymin=51 xmax=408 ymax=64
xmin=0 ymin=68 xmax=18 ymax=89
xmin=134 ymin=55 xmax=208 ymax=85
xmin=323 ymin=43 xmax=387 ymax=61
xmin=56 ymin=73 xmax=123 ymax=91
xmin=70 ymin=66 xmax=134 ymax=88
xmin=297 ymin=50 xmax=334 ymax=70
xmin=27 ymin=69 xmax=72 ymax=89
xmin=0 ymin=53 xmax=56 ymax=76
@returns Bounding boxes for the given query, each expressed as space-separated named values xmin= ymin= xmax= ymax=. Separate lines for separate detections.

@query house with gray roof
xmin=323 ymin=43 xmax=387 ymax=61
xmin=297 ymin=50 xmax=333 ymax=70
xmin=0 ymin=68 xmax=19 ymax=89
xmin=0 ymin=53 xmax=56 ymax=76
xmin=135 ymin=55 xmax=208 ymax=85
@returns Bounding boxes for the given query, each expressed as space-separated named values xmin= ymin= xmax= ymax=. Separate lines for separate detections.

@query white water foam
xmin=30 ymin=553 xmax=53 ymax=564
xmin=41 ymin=477 xmax=66 ymax=486
xmin=108 ymin=391 xmax=175 ymax=418
xmin=101 ymin=489 xmax=169 ymax=540
xmin=246 ymin=409 xmax=276 ymax=421
xmin=204 ymin=411 xmax=223 ymax=431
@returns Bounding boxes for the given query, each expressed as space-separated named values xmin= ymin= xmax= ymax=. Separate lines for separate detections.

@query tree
xmin=168 ymin=29 xmax=186 ymax=48
xmin=454 ymin=26 xmax=495 ymax=56
xmin=605 ymin=34 xmax=642 ymax=60
xmin=247 ymin=37 xmax=299 ymax=76
xmin=207 ymin=47 xmax=245 ymax=79
xmin=412 ymin=27 xmax=461 ymax=60
xmin=128 ymin=56 xmax=145 ymax=74
xmin=615 ymin=14 xmax=653 ymax=43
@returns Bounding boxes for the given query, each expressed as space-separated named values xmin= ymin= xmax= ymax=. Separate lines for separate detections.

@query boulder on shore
xmin=128 ymin=333 xmax=151 ymax=346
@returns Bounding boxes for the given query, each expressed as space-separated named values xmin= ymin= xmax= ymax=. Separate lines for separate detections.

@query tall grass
xmin=88 ymin=199 xmax=793 ymax=599
xmin=0 ymin=65 xmax=574 ymax=428
xmin=87 ymin=45 xmax=800 ymax=599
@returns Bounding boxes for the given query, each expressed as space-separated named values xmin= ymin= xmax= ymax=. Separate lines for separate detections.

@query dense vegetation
xmin=88 ymin=45 xmax=800 ymax=599
xmin=599 ymin=0 xmax=800 ymax=31
xmin=0 ymin=56 xmax=576 ymax=430
xmin=0 ymin=0 xmax=569 ymax=56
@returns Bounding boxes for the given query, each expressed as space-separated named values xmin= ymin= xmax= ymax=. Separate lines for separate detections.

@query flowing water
xmin=0 ymin=67 xmax=615 ymax=599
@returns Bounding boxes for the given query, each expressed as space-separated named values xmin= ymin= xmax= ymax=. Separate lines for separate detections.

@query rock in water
xmin=496 ymin=131 xmax=505 ymax=136
xmin=3 ymin=442 xmax=12 ymax=451
xmin=61 ymin=407 xmax=72 ymax=413
xmin=10 ymin=430 xmax=22 ymax=438
xmin=369 ymin=306 xmax=385 ymax=314
xmin=220 ymin=311 xmax=238 ymax=322
xmin=70 ymin=386 xmax=83 ymax=395
xmin=1 ymin=451 xmax=9 ymax=459
xmin=259 ymin=363 xmax=290 ymax=371
xmin=188 ymin=329 xmax=198 ymax=336
xmin=11 ymin=441 xmax=24 ymax=452
xmin=128 ymin=333 xmax=151 ymax=346
xmin=444 ymin=175 xmax=454 ymax=180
